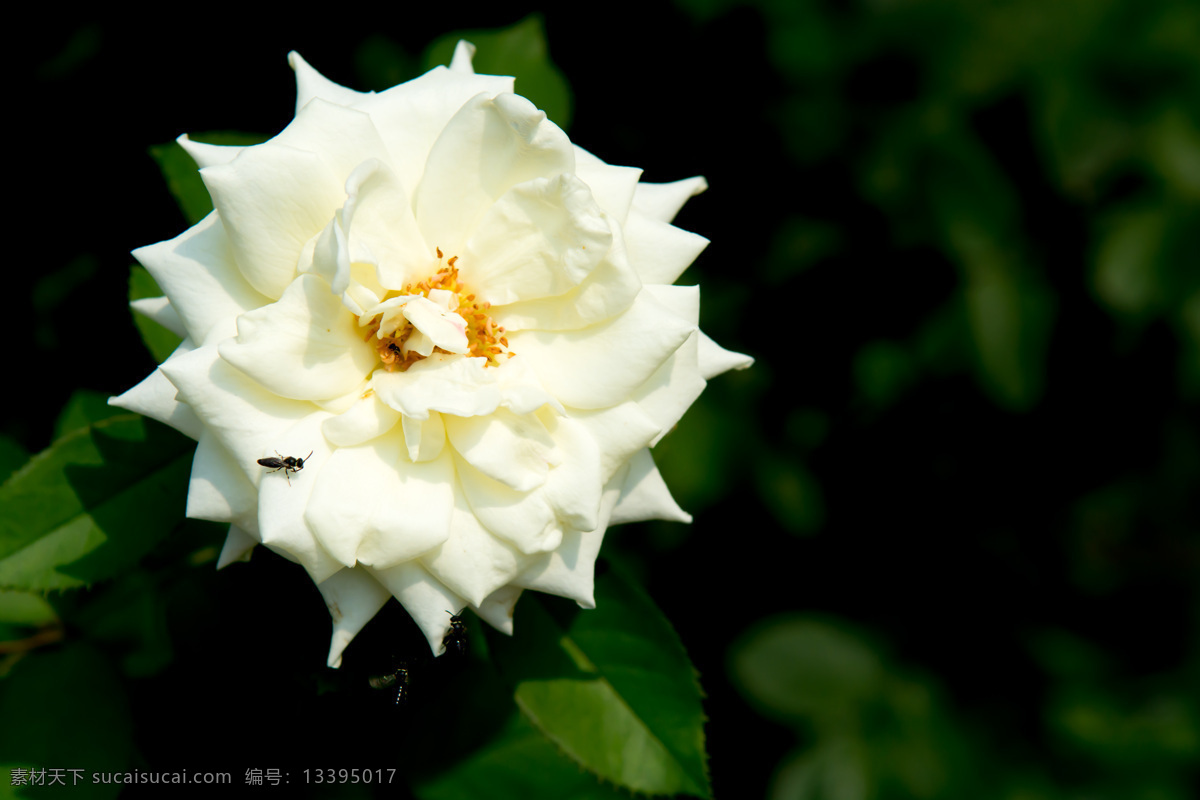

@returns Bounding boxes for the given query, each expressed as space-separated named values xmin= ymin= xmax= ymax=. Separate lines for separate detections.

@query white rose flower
xmin=112 ymin=42 xmax=752 ymax=667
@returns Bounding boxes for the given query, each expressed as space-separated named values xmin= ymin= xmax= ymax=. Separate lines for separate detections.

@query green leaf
xmin=729 ymin=615 xmax=883 ymax=729
xmin=423 ymin=15 xmax=573 ymax=130
xmin=0 ymin=415 xmax=192 ymax=591
xmin=0 ymin=436 xmax=29 ymax=487
xmin=148 ymin=131 xmax=265 ymax=227
xmin=54 ymin=390 xmax=126 ymax=441
xmin=487 ymin=564 xmax=711 ymax=798
xmin=0 ymin=644 xmax=131 ymax=799
xmin=0 ymin=590 xmax=57 ymax=627
xmin=414 ymin=712 xmax=632 ymax=800
xmin=128 ymin=264 xmax=183 ymax=363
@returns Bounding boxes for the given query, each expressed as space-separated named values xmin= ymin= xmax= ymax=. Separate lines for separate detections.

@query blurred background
xmin=5 ymin=1 xmax=1199 ymax=798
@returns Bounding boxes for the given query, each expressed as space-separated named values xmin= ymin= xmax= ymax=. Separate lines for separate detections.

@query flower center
xmin=359 ymin=250 xmax=511 ymax=372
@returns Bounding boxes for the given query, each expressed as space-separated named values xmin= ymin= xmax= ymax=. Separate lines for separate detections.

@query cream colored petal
xmin=444 ymin=408 xmax=558 ymax=493
xmin=130 ymin=296 xmax=186 ymax=338
xmin=415 ymin=92 xmax=575 ymax=257
xmin=217 ymin=525 xmax=258 ymax=569
xmin=631 ymin=176 xmax=708 ymax=223
xmin=449 ymin=40 xmax=477 ymax=73
xmin=289 ymin=51 xmax=373 ymax=115
xmin=256 ymin=414 xmax=345 ymax=583
xmin=513 ymin=474 xmax=624 ymax=607
xmin=159 ymin=344 xmax=320 ymax=485
xmin=475 ymin=584 xmax=522 ymax=635
xmin=317 ymin=567 xmax=393 ymax=668
xmin=321 ymin=391 xmax=402 ymax=448
xmin=506 ymin=288 xmax=693 ymax=409
xmin=419 ymin=497 xmax=523 ymax=608
xmin=202 ymin=146 xmax=340 ymax=300
xmin=218 ymin=274 xmax=377 ymax=402
xmin=454 ymin=458 xmax=561 ymax=556
xmin=631 ymin=285 xmax=706 ymax=443
xmin=401 ymin=411 xmax=447 ymax=462
xmin=622 ymin=209 xmax=709 ymax=286
xmin=177 ymin=133 xmax=243 ymax=169
xmin=490 ymin=214 xmax=640 ymax=332
xmin=354 ymin=67 xmax=513 ymax=202
xmin=108 ymin=340 xmax=204 ymax=440
xmin=133 ymin=212 xmax=270 ymax=346
xmin=697 ymin=331 xmax=754 ymax=379
xmin=465 ymin=174 xmax=612 ymax=306
xmin=573 ymin=146 xmax=642 ymax=224
xmin=372 ymin=355 xmax=502 ymax=420
xmin=304 ymin=440 xmax=455 ymax=569
xmin=187 ymin=430 xmax=259 ymax=536
xmin=367 ymin=560 xmax=467 ymax=656
xmin=567 ymin=401 xmax=661 ymax=485
xmin=609 ymin=448 xmax=691 ymax=525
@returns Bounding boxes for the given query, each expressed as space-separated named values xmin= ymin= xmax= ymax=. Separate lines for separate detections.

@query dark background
xmin=7 ymin=2 xmax=1199 ymax=798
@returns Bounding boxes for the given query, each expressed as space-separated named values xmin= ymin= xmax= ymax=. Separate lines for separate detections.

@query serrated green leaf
xmin=0 ymin=644 xmax=131 ymax=799
xmin=54 ymin=390 xmax=127 ymax=441
xmin=0 ymin=415 xmax=192 ymax=591
xmin=487 ymin=564 xmax=710 ymax=798
xmin=414 ymin=711 xmax=632 ymax=800
xmin=423 ymin=15 xmax=572 ymax=130
xmin=128 ymin=264 xmax=183 ymax=363
xmin=0 ymin=436 xmax=28 ymax=487
xmin=148 ymin=131 xmax=265 ymax=226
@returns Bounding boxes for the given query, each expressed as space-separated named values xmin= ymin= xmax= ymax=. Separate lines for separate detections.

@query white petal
xmin=623 ymin=209 xmax=709 ymax=286
xmin=401 ymin=411 xmax=446 ymax=462
xmin=177 ymin=133 xmax=243 ymax=169
xmin=465 ymin=174 xmax=612 ymax=305
xmin=401 ymin=296 xmax=469 ymax=354
xmin=419 ymin=498 xmax=523 ymax=607
xmin=304 ymin=441 xmax=455 ymax=569
xmin=321 ymin=391 xmax=401 ymax=448
xmin=568 ymin=401 xmax=661 ymax=485
xmin=336 ymin=159 xmax=430 ymax=291
xmin=415 ymin=93 xmax=575 ymax=257
xmin=108 ymin=340 xmax=204 ymax=440
xmin=217 ymin=525 xmax=257 ymax=569
xmin=631 ymin=176 xmax=708 ymax=223
xmin=187 ymin=431 xmax=260 ymax=535
xmin=256 ymin=414 xmax=345 ymax=583
xmin=632 ymin=285 xmax=705 ymax=444
xmin=316 ymin=567 xmax=393 ymax=668
xmin=475 ymin=584 xmax=522 ymax=635
xmin=130 ymin=296 xmax=186 ymax=338
xmin=367 ymin=561 xmax=467 ymax=655
xmin=372 ymin=355 xmax=501 ymax=420
xmin=355 ymin=68 xmax=514 ymax=202
xmin=513 ymin=474 xmax=624 ymax=607
xmin=449 ymin=40 xmax=477 ymax=73
xmin=609 ymin=448 xmax=691 ymax=524
xmin=159 ymin=344 xmax=321 ymax=485
xmin=453 ymin=457 xmax=561 ymax=554
xmin=573 ymin=147 xmax=642 ymax=224
xmin=133 ymin=212 xmax=270 ymax=346
xmin=444 ymin=408 xmax=558 ymax=493
xmin=698 ymin=331 xmax=754 ymax=379
xmin=289 ymin=51 xmax=373 ymax=114
xmin=219 ymin=274 xmax=377 ymax=402
xmin=507 ymin=288 xmax=693 ymax=409
xmin=490 ymin=213 xmax=640 ymax=332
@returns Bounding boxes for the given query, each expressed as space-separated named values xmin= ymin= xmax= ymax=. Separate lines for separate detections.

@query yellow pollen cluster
xmin=361 ymin=251 xmax=512 ymax=372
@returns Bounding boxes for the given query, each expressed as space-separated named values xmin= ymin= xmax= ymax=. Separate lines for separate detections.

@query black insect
xmin=442 ymin=610 xmax=467 ymax=657
xmin=257 ymin=451 xmax=312 ymax=485
xmin=368 ymin=664 xmax=411 ymax=707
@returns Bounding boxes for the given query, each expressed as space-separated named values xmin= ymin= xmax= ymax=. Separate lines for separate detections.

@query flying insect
xmin=257 ymin=451 xmax=312 ymax=485
xmin=442 ymin=610 xmax=467 ymax=657
xmin=368 ymin=663 xmax=411 ymax=707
